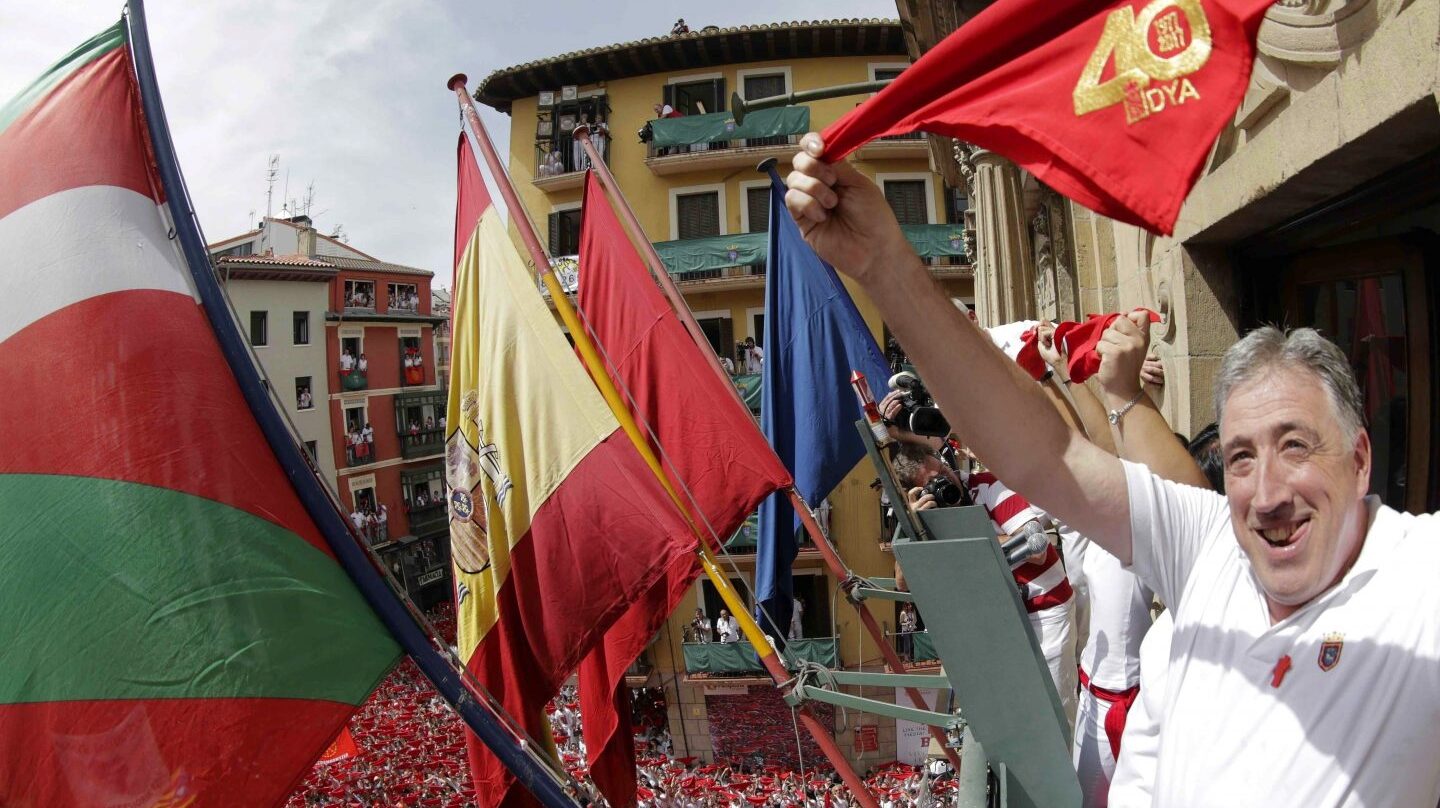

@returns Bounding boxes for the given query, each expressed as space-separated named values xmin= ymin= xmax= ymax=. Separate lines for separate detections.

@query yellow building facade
xmin=477 ymin=20 xmax=973 ymax=768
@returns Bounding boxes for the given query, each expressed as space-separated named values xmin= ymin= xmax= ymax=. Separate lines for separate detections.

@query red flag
xmin=316 ymin=727 xmax=359 ymax=765
xmin=1014 ymin=309 xmax=1162 ymax=383
xmin=820 ymin=0 xmax=1275 ymax=234
xmin=574 ymin=172 xmax=794 ymax=807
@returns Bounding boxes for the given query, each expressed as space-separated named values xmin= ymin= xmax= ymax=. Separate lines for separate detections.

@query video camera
xmin=888 ymin=371 xmax=951 ymax=438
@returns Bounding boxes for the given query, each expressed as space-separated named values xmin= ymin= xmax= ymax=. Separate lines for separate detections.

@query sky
xmin=0 ymin=0 xmax=895 ymax=287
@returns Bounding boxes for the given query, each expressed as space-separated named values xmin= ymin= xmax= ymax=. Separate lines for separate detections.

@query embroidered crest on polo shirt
xmin=1318 ymin=632 xmax=1344 ymax=672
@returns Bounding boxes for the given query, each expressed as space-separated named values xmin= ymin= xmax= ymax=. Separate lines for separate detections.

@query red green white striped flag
xmin=0 ymin=19 xmax=399 ymax=807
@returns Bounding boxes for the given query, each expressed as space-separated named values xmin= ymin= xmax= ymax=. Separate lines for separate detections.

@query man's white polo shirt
xmin=1123 ymin=460 xmax=1440 ymax=807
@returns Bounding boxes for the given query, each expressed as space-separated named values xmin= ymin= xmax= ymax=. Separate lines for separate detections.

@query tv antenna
xmin=264 ymin=154 xmax=280 ymax=218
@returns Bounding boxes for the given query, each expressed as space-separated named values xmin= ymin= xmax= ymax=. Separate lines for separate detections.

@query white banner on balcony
xmin=896 ymin=688 xmax=942 ymax=766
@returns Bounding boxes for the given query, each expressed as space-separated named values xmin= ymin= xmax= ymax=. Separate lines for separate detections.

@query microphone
xmin=1001 ymin=520 xmax=1049 ymax=567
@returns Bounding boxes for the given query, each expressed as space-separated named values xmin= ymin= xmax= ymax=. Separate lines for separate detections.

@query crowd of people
xmin=349 ymin=500 xmax=388 ymax=545
xmin=340 ymin=348 xmax=369 ymax=376
xmin=346 ymin=421 xmax=375 ymax=464
xmin=285 ymin=602 xmax=972 ymax=808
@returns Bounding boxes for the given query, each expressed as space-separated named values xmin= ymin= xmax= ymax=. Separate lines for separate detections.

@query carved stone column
xmin=1031 ymin=189 xmax=1080 ymax=322
xmin=969 ymin=148 xmax=1036 ymax=326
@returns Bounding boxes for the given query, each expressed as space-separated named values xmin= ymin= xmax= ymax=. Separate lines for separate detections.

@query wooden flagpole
xmin=448 ymin=75 xmax=882 ymax=808
xmin=571 ymin=125 xmax=964 ymax=774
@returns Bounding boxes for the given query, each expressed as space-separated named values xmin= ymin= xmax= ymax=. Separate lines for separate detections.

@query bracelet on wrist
xmin=1107 ymin=387 xmax=1145 ymax=426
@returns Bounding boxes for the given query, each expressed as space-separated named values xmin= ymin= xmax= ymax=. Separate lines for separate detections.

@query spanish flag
xmin=447 ymin=135 xmax=698 ymax=808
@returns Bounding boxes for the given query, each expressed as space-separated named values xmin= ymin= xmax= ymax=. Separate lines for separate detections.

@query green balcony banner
xmin=652 ymin=225 xmax=967 ymax=277
xmin=650 ymin=106 xmax=811 ymax=147
xmin=682 ymin=638 xmax=839 ymax=674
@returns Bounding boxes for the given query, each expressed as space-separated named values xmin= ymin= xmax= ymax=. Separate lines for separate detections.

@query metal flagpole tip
xmin=756 ymin=157 xmax=779 ymax=174
xmin=446 ymin=73 xmax=469 ymax=91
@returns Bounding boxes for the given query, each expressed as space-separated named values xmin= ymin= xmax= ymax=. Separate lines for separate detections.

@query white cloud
xmin=1 ymin=0 xmax=895 ymax=287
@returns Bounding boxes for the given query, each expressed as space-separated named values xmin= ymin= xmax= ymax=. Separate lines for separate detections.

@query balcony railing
xmin=892 ymin=630 xmax=940 ymax=665
xmin=407 ymin=502 xmax=448 ymax=538
xmin=338 ymin=369 xmax=367 ymax=391
xmin=645 ymin=133 xmax=800 ymax=161
xmin=345 ymin=440 xmax=374 ymax=467
xmin=355 ymin=521 xmax=389 ymax=547
xmin=682 ymin=636 xmax=839 ymax=676
xmin=535 ymin=132 xmax=611 ymax=178
xmin=401 ymin=428 xmax=445 ymax=459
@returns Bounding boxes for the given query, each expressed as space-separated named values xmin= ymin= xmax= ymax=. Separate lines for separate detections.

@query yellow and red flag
xmin=446 ymin=135 xmax=697 ymax=808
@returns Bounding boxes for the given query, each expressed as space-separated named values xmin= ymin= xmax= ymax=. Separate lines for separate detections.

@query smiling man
xmin=784 ymin=133 xmax=1440 ymax=807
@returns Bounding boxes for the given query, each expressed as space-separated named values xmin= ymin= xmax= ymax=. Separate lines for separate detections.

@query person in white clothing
xmin=788 ymin=595 xmax=804 ymax=640
xmin=742 ymin=337 xmax=764 ymax=374
xmin=785 ymin=132 xmax=1440 ymax=807
xmin=716 ymin=609 xmax=740 ymax=643
xmin=1108 ymin=610 xmax=1171 ymax=808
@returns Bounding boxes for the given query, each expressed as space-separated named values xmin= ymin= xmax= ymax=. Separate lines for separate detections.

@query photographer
xmin=890 ymin=441 xmax=1076 ymax=726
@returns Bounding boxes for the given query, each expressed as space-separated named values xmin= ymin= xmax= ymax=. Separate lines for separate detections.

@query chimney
xmin=295 ymin=218 xmax=317 ymax=257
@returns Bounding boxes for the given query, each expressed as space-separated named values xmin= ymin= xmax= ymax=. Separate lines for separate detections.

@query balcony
xmin=406 ymin=502 xmax=448 ymax=539
xmin=682 ymin=636 xmax=839 ymax=678
xmin=401 ymin=428 xmax=445 ymax=459
xmin=402 ymin=358 xmax=426 ymax=387
xmin=338 ymin=369 xmax=367 ymax=392
xmin=856 ymin=131 xmax=929 ymax=161
xmin=532 ymin=133 xmax=611 ymax=192
xmin=891 ymin=630 xmax=941 ymax=670
xmin=355 ymin=520 xmax=389 ymax=547
xmin=345 ymin=439 xmax=374 ymax=467
xmin=643 ymin=106 xmax=809 ymax=176
xmin=651 ymin=225 xmax=968 ymax=286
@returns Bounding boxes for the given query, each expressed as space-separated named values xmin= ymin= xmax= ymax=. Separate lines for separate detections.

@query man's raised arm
xmin=785 ymin=133 xmax=1133 ymax=563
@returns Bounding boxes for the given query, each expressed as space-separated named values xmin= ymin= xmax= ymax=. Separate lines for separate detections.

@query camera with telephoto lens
xmin=922 ymin=474 xmax=963 ymax=507
xmin=888 ymin=371 xmax=951 ymax=438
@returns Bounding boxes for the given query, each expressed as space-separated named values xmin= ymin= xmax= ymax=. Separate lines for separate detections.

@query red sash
xmin=1079 ymin=667 xmax=1139 ymax=759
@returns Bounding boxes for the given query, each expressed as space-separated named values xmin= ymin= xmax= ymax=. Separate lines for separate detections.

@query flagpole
xmin=124 ymin=9 xmax=580 ymax=805
xmin=450 ymin=75 xmax=882 ymax=808
xmin=572 ymin=127 xmax=964 ymax=774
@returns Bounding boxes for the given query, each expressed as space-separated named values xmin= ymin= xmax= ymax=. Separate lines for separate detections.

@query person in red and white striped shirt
xmin=891 ymin=443 xmax=1077 ymax=729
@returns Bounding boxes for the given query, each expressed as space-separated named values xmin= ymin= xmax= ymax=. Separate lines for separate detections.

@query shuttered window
xmin=676 ymin=192 xmax=721 ymax=240
xmin=884 ymin=180 xmax=929 ymax=225
xmin=547 ymin=209 xmax=583 ymax=256
xmin=746 ymin=186 xmax=770 ymax=234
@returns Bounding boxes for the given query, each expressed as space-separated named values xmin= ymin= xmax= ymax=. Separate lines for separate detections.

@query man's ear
xmin=1352 ymin=427 xmax=1372 ymax=499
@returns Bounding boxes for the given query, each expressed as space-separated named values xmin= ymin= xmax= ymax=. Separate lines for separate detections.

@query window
xmin=741 ymin=73 xmax=788 ymax=147
xmin=303 ymin=440 xmax=318 ymax=461
xmin=293 ymin=311 xmax=309 ymax=345
xmin=548 ymin=209 xmax=582 ymax=257
xmin=665 ymin=78 xmax=725 ymax=117
xmin=676 ymin=192 xmax=721 ymax=240
xmin=388 ymin=283 xmax=419 ymax=313
xmin=883 ymin=180 xmax=930 ymax=225
xmin=695 ymin=314 xmax=733 ymax=358
xmin=944 ymin=186 xmax=970 ymax=225
xmin=344 ymin=280 xmax=375 ymax=310
xmin=214 ymin=241 xmax=254 ymax=258
xmin=295 ymin=377 xmax=313 ymax=410
xmin=873 ymin=67 xmax=906 ymax=83
xmin=745 ymin=186 xmax=770 ymax=234
xmin=248 ymin=311 xmax=267 ymax=347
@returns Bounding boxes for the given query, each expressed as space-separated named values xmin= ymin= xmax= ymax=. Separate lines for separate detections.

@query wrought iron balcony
xmin=406 ymin=502 xmax=448 ymax=539
xmin=344 ymin=439 xmax=374 ymax=467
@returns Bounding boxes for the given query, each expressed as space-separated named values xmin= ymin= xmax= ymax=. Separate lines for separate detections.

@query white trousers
xmin=1029 ymin=603 xmax=1077 ymax=733
xmin=1073 ymin=686 xmax=1118 ymax=808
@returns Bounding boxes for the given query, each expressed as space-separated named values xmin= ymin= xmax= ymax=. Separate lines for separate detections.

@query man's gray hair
xmin=1214 ymin=326 xmax=1365 ymax=441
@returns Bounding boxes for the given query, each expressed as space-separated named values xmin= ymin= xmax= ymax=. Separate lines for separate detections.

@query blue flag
xmin=755 ymin=168 xmax=891 ymax=648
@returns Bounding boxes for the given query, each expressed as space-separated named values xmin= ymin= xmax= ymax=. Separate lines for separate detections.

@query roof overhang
xmin=476 ymin=19 xmax=906 ymax=113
